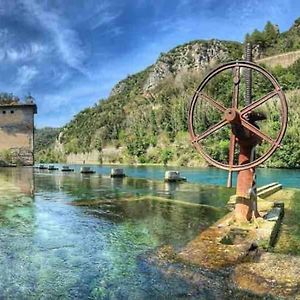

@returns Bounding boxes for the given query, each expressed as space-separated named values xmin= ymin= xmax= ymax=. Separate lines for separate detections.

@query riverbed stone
xmin=233 ymin=253 xmax=300 ymax=299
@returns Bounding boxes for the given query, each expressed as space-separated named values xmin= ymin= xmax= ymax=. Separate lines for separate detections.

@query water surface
xmin=0 ymin=167 xmax=234 ymax=299
xmin=42 ymin=164 xmax=300 ymax=188
xmin=2 ymin=166 xmax=298 ymax=298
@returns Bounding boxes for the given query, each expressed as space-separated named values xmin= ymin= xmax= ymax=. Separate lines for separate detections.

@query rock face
xmin=144 ymin=39 xmax=233 ymax=90
xmin=109 ymin=39 xmax=242 ymax=95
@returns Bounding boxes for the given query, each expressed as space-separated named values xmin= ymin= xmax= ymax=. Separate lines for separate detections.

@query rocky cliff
xmin=110 ymin=39 xmax=243 ymax=96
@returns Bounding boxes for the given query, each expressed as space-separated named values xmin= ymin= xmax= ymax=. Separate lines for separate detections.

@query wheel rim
xmin=188 ymin=61 xmax=288 ymax=172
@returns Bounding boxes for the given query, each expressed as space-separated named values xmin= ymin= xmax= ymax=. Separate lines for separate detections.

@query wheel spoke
xmin=240 ymin=117 xmax=276 ymax=145
xmin=192 ymin=119 xmax=228 ymax=143
xmin=232 ymin=66 xmax=240 ymax=108
xmin=199 ymin=93 xmax=227 ymax=113
xmin=241 ymin=90 xmax=278 ymax=116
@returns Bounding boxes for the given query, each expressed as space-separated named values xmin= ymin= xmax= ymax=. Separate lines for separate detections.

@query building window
xmin=10 ymin=110 xmax=14 ymax=114
xmin=2 ymin=111 xmax=6 ymax=114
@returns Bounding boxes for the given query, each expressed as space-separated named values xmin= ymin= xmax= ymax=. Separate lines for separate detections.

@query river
xmin=0 ymin=165 xmax=299 ymax=298
xmin=44 ymin=164 xmax=300 ymax=188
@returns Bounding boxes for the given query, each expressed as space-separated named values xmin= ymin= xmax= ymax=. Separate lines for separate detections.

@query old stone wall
xmin=0 ymin=106 xmax=35 ymax=166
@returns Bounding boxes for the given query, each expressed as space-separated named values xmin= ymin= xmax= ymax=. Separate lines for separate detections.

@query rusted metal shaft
xmin=234 ymin=42 xmax=259 ymax=221
xmin=235 ymin=144 xmax=259 ymax=221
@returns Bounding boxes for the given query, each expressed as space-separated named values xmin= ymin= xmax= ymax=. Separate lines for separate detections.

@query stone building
xmin=0 ymin=101 xmax=37 ymax=166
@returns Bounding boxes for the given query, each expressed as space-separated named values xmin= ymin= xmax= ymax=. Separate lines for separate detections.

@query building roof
xmin=0 ymin=103 xmax=37 ymax=114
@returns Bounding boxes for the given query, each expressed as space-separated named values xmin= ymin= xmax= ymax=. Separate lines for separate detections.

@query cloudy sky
xmin=0 ymin=0 xmax=299 ymax=128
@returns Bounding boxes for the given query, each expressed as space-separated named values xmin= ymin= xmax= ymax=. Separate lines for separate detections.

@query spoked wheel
xmin=188 ymin=61 xmax=288 ymax=172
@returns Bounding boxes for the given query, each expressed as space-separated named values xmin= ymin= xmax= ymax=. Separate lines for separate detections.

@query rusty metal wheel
xmin=188 ymin=61 xmax=288 ymax=171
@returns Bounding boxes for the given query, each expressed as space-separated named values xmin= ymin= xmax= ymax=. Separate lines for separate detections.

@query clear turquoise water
xmin=45 ymin=164 xmax=300 ymax=188
xmin=1 ymin=166 xmax=298 ymax=299
xmin=0 ymin=167 xmax=235 ymax=299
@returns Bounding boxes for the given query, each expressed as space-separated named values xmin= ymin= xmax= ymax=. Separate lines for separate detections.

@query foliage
xmin=246 ymin=19 xmax=300 ymax=56
xmin=0 ymin=149 xmax=13 ymax=164
xmin=263 ymin=90 xmax=300 ymax=168
xmin=160 ymin=149 xmax=173 ymax=166
xmin=0 ymin=92 xmax=36 ymax=105
xmin=35 ymin=149 xmax=66 ymax=163
xmin=0 ymin=92 xmax=20 ymax=105
xmin=34 ymin=127 xmax=65 ymax=163
xmin=246 ymin=22 xmax=279 ymax=50
xmin=34 ymin=127 xmax=60 ymax=153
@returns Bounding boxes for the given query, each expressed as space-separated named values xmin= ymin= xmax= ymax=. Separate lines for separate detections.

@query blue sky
xmin=0 ymin=0 xmax=299 ymax=128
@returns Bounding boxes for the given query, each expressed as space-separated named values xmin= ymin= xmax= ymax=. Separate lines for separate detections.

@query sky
xmin=0 ymin=0 xmax=299 ymax=128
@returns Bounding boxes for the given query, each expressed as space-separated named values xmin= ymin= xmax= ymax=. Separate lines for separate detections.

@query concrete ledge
xmin=227 ymin=182 xmax=282 ymax=208
xmin=177 ymin=200 xmax=284 ymax=269
xmin=257 ymin=183 xmax=282 ymax=198
xmin=257 ymin=182 xmax=279 ymax=193
xmin=264 ymin=201 xmax=284 ymax=247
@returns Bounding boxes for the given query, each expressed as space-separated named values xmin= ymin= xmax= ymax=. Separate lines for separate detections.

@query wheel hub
xmin=224 ymin=108 xmax=239 ymax=123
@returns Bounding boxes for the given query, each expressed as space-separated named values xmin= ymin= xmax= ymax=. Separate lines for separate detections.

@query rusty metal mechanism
xmin=188 ymin=61 xmax=288 ymax=172
xmin=188 ymin=60 xmax=288 ymax=221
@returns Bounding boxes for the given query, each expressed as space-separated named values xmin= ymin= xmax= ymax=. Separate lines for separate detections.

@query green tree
xmin=263 ymin=21 xmax=279 ymax=46
xmin=0 ymin=92 xmax=20 ymax=104
xmin=161 ymin=149 xmax=173 ymax=166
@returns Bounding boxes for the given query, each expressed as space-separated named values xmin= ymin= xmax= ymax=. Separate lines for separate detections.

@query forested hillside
xmin=34 ymin=128 xmax=64 ymax=163
xmin=36 ymin=19 xmax=300 ymax=167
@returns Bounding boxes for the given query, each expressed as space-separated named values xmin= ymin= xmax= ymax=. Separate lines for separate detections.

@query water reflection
xmin=110 ymin=177 xmax=125 ymax=189
xmin=34 ymin=170 xmax=234 ymax=207
xmin=0 ymin=167 xmax=239 ymax=298
xmin=0 ymin=167 xmax=34 ymax=196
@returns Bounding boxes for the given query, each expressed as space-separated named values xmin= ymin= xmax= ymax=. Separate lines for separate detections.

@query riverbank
xmin=63 ymin=146 xmax=207 ymax=168
xmin=234 ymin=188 xmax=300 ymax=298
xmin=41 ymin=145 xmax=300 ymax=169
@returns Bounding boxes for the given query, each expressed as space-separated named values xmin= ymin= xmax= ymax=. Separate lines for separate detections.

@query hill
xmin=58 ymin=39 xmax=243 ymax=166
xmin=34 ymin=127 xmax=65 ymax=163
xmin=38 ymin=19 xmax=300 ymax=168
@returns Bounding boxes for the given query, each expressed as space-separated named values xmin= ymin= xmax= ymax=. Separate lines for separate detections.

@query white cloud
xmin=16 ymin=65 xmax=39 ymax=88
xmin=5 ymin=42 xmax=47 ymax=62
xmin=0 ymin=28 xmax=47 ymax=63
xmin=77 ymin=1 xmax=120 ymax=30
xmin=21 ymin=0 xmax=87 ymax=74
xmin=89 ymin=10 xmax=120 ymax=30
